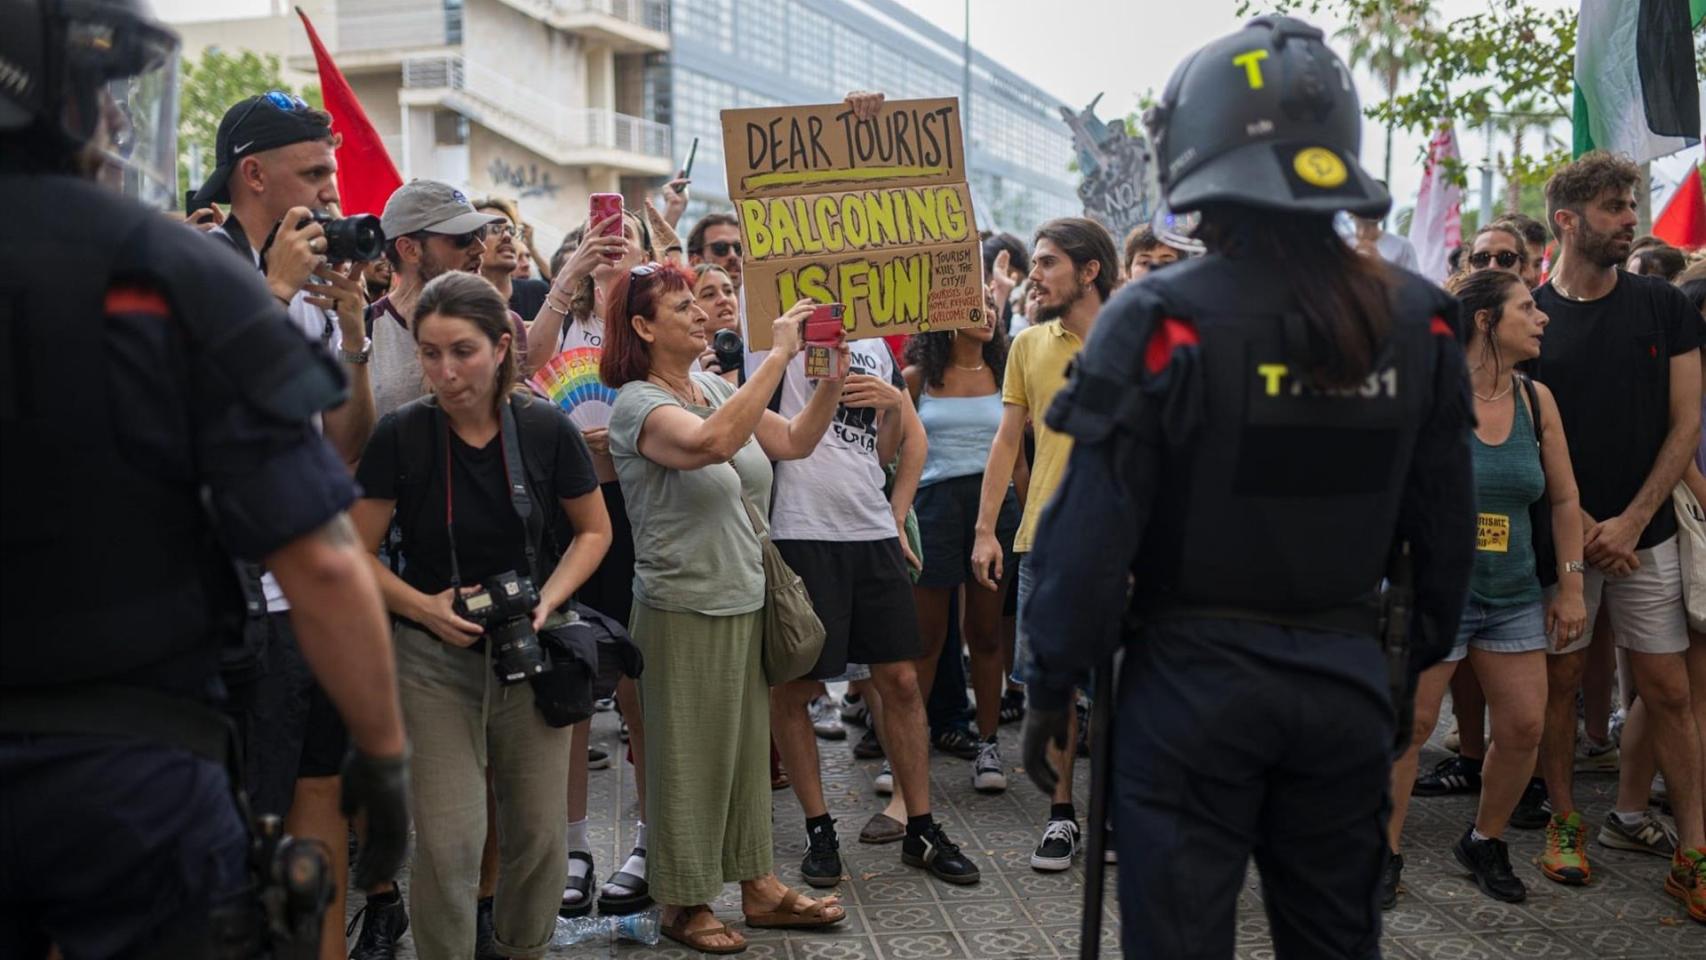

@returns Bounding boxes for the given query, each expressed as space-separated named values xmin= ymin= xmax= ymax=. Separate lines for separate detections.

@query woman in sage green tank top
xmin=1384 ymin=269 xmax=1589 ymax=907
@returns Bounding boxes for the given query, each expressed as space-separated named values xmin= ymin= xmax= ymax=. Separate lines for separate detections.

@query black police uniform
xmin=0 ymin=172 xmax=356 ymax=958
xmin=1021 ymin=254 xmax=1476 ymax=959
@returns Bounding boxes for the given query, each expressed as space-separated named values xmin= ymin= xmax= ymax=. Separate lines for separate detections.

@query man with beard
xmin=687 ymin=212 xmax=744 ymax=292
xmin=970 ymin=217 xmax=1120 ymax=873
xmin=1528 ymin=152 xmax=1706 ymax=919
xmin=368 ymin=181 xmax=505 ymax=418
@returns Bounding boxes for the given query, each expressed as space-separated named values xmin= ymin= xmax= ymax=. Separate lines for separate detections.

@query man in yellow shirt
xmin=972 ymin=217 xmax=1120 ymax=872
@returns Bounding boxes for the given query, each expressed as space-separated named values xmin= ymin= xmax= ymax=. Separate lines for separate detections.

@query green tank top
xmin=1471 ymin=389 xmax=1546 ymax=606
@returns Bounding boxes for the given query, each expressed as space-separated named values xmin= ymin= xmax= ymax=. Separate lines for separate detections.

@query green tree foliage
xmin=1238 ymin=1 xmax=1576 ymax=194
xmin=178 ymin=50 xmax=321 ymax=199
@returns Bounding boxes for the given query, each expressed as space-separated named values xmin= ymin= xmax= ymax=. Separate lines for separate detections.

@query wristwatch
xmin=1562 ymin=560 xmax=1587 ymax=575
xmin=338 ymin=337 xmax=373 ymax=365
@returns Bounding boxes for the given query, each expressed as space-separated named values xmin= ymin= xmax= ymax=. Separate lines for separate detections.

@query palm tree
xmin=1334 ymin=2 xmax=1431 ymax=187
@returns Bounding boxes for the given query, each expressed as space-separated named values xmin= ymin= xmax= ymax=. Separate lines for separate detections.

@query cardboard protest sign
xmin=1062 ymin=94 xmax=1160 ymax=241
xmin=720 ymin=97 xmax=986 ymax=348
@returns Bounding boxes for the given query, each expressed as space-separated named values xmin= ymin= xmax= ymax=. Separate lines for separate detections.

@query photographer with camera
xmin=1 ymin=3 xmax=410 ymax=957
xmin=187 ymin=91 xmax=377 ymax=467
xmin=185 ymin=89 xmax=389 ymax=960
xmin=350 ymin=271 xmax=612 ymax=959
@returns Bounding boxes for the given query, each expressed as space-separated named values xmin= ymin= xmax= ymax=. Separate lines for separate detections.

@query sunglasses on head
xmin=1468 ymin=250 xmax=1523 ymax=270
xmin=707 ymin=240 xmax=743 ymax=258
xmin=227 ymin=90 xmax=312 ymax=155
xmin=623 ymin=262 xmax=664 ymax=315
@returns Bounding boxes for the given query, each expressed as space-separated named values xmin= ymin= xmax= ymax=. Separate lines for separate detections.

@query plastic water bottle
xmin=551 ymin=909 xmax=661 ymax=947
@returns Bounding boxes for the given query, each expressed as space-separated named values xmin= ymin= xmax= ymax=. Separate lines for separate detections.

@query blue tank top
xmin=918 ymin=389 xmax=1003 ymax=487
xmin=1471 ymin=389 xmax=1546 ymax=606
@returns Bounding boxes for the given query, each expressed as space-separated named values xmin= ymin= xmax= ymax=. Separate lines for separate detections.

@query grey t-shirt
xmin=608 ymin=372 xmax=773 ymax=616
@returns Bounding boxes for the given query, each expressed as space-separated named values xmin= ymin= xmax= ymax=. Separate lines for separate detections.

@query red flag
xmin=1653 ymin=163 xmax=1706 ymax=251
xmin=296 ymin=7 xmax=402 ymax=217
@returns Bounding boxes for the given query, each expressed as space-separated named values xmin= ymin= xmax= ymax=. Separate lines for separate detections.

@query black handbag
xmin=1518 ymin=374 xmax=1557 ymax=588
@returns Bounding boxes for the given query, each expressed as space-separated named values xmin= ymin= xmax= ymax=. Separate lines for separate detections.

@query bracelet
xmin=1562 ymin=560 xmax=1587 ymax=575
xmin=544 ymin=296 xmax=571 ymax=317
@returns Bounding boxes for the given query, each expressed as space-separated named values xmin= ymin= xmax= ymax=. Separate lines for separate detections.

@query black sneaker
xmin=852 ymin=726 xmax=885 ymax=759
xmin=475 ymin=896 xmax=500 ymax=960
xmin=1412 ymin=755 xmax=1482 ymax=797
xmin=1509 ymin=779 xmax=1551 ymax=830
xmin=902 ymin=821 xmax=981 ymax=885
xmin=1030 ymin=817 xmax=1080 ymax=872
xmin=932 ymin=725 xmax=980 ymax=760
xmin=347 ymin=890 xmax=408 ymax=960
xmin=1379 ymin=852 xmax=1403 ymax=911
xmin=1453 ymin=828 xmax=1527 ymax=903
xmin=998 ymin=689 xmax=1025 ymax=725
xmin=801 ymin=821 xmax=843 ymax=888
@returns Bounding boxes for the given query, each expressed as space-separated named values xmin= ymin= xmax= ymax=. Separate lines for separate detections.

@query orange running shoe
xmin=1540 ymin=811 xmax=1591 ymax=885
xmin=1665 ymin=847 xmax=1706 ymax=923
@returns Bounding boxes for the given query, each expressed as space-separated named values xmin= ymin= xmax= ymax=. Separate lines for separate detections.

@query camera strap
xmin=439 ymin=398 xmax=542 ymax=592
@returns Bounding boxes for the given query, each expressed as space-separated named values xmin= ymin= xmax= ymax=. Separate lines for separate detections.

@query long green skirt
xmin=630 ymin=602 xmax=773 ymax=905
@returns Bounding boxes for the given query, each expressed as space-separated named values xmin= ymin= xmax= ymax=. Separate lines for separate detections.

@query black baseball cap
xmin=188 ymin=91 xmax=331 ymax=208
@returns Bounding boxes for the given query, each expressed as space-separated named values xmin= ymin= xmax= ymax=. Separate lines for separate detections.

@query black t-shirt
xmin=356 ymin=399 xmax=599 ymax=596
xmin=1530 ymin=270 xmax=1702 ymax=548
xmin=510 ymin=277 xmax=550 ymax=326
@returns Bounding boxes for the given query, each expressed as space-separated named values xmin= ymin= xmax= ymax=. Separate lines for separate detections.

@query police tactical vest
xmin=1050 ymin=254 xmax=1460 ymax=620
xmin=0 ymin=174 xmax=343 ymax=702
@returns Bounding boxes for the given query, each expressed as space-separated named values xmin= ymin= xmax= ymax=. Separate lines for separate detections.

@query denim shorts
xmin=1446 ymin=599 xmax=1549 ymax=662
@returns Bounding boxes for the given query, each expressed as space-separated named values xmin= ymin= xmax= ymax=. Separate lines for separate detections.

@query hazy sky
xmin=154 ymin=0 xmax=1699 ymax=220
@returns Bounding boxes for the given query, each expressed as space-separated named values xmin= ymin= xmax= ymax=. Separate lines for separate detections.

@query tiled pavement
xmin=352 ymin=692 xmax=1703 ymax=958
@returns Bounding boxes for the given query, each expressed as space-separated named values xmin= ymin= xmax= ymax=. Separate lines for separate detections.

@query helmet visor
xmin=95 ymin=51 xmax=178 ymax=209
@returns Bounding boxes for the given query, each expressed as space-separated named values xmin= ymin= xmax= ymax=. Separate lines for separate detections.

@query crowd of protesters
xmin=175 ymin=81 xmax=1706 ymax=960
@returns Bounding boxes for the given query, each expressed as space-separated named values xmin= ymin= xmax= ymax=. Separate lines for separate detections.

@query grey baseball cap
xmin=380 ymin=180 xmax=502 ymax=238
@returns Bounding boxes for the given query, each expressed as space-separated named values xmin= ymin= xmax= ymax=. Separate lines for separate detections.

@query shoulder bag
xmin=737 ymin=491 xmax=825 ymax=685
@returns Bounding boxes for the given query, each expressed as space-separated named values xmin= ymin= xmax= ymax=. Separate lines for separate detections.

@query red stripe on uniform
xmin=1429 ymin=315 xmax=1452 ymax=337
xmin=105 ymin=287 xmax=170 ymax=317
xmin=1144 ymin=317 xmax=1200 ymax=375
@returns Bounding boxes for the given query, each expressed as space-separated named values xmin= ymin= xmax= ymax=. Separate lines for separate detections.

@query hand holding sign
xmin=844 ymin=90 xmax=885 ymax=122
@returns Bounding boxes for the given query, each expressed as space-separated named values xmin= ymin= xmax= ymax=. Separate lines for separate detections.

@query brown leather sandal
xmin=662 ymin=906 xmax=748 ymax=955
xmin=744 ymin=889 xmax=847 ymax=930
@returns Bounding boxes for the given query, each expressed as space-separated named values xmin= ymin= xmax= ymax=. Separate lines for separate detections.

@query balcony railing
xmin=402 ymin=54 xmax=671 ymax=165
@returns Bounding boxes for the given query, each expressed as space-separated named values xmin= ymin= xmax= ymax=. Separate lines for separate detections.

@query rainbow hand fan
xmin=529 ymin=347 xmax=618 ymax=430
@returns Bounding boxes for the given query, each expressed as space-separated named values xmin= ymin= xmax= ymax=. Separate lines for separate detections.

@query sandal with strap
xmin=744 ymin=888 xmax=846 ymax=930
xmin=560 ymin=851 xmax=594 ymax=918
xmin=662 ymin=905 xmax=747 ymax=955
xmin=598 ymin=848 xmax=653 ymax=915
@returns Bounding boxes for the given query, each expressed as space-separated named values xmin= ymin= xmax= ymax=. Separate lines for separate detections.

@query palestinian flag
xmin=1572 ymin=0 xmax=1705 ymax=162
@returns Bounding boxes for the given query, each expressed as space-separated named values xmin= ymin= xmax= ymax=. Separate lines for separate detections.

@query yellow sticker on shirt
xmin=1477 ymin=513 xmax=1510 ymax=553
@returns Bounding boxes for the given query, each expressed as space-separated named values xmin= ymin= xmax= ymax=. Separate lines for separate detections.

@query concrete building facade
xmin=169 ymin=1 xmax=1079 ymax=255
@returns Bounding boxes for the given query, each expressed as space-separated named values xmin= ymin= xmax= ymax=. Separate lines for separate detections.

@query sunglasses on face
xmin=1468 ymin=250 xmax=1523 ymax=270
xmin=707 ymin=240 xmax=743 ymax=258
xmin=484 ymin=223 xmax=517 ymax=240
xmin=414 ymin=227 xmax=488 ymax=250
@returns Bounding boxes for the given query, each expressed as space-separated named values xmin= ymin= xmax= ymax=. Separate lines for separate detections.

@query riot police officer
xmin=1019 ymin=16 xmax=1476 ymax=960
xmin=0 ymin=2 xmax=411 ymax=957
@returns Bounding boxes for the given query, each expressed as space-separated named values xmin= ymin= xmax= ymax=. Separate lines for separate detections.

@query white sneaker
xmin=809 ymin=696 xmax=846 ymax=741
xmin=1031 ymin=818 xmax=1080 ymax=872
xmin=1574 ymin=734 xmax=1620 ymax=772
xmin=874 ymin=761 xmax=893 ymax=795
xmin=972 ymin=738 xmax=1007 ymax=793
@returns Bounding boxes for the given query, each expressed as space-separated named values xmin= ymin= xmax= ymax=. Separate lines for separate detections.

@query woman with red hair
xmin=604 ymin=263 xmax=849 ymax=953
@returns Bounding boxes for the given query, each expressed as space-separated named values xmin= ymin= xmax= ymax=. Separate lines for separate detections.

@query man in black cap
xmin=190 ymin=92 xmax=383 ymax=960
xmin=190 ymin=91 xmax=376 ymax=464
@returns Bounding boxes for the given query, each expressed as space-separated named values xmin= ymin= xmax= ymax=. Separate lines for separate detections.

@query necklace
xmin=952 ymin=362 xmax=985 ymax=371
xmin=1473 ymin=374 xmax=1514 ymax=402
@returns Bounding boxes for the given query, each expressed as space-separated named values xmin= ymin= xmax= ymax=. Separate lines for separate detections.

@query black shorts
xmin=239 ymin=612 xmax=349 ymax=818
xmin=776 ymin=538 xmax=923 ymax=680
xmin=913 ymin=474 xmax=1018 ymax=589
xmin=578 ymin=481 xmax=636 ymax=626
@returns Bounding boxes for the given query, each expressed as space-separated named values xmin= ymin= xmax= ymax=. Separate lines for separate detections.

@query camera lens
xmin=322 ymin=214 xmax=385 ymax=262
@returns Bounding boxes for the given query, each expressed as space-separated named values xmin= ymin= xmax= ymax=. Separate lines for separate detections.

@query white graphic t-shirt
xmin=755 ymin=340 xmax=903 ymax=542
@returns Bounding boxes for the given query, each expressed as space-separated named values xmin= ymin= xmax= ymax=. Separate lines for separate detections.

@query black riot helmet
xmin=0 ymin=0 xmax=181 ymax=206
xmin=1144 ymin=15 xmax=1389 ymax=220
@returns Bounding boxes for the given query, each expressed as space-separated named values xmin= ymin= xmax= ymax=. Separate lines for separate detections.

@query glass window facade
xmin=671 ymin=0 xmax=1081 ymax=236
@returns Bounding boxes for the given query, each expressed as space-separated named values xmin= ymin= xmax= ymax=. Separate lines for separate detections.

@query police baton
xmin=1079 ymin=649 xmax=1121 ymax=959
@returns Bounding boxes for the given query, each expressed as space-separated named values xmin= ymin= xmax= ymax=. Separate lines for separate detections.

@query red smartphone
xmin=803 ymin=303 xmax=847 ymax=380
xmin=590 ymin=193 xmax=623 ymax=238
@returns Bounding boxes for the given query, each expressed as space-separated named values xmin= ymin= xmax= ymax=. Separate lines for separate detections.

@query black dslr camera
xmin=454 ymin=570 xmax=552 ymax=684
xmin=300 ymin=211 xmax=385 ymax=262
